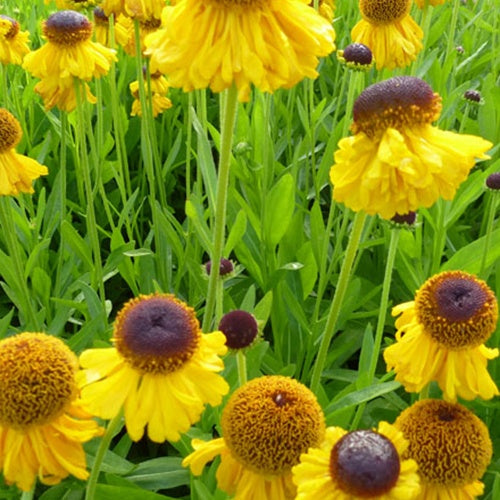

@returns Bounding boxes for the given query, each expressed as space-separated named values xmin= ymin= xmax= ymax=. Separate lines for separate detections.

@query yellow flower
xmin=183 ymin=375 xmax=325 ymax=499
xmin=329 ymin=76 xmax=493 ymax=219
xmin=130 ymin=71 xmax=172 ymax=117
xmin=352 ymin=0 xmax=423 ymax=70
xmin=93 ymin=8 xmax=130 ymax=47
xmin=310 ymin=0 xmax=336 ymax=22
xmin=78 ymin=293 xmax=229 ymax=443
xmin=144 ymin=0 xmax=336 ymax=101
xmin=292 ymin=422 xmax=421 ymax=499
xmin=415 ymin=0 xmax=446 ymax=7
xmin=116 ymin=13 xmax=161 ymax=56
xmin=46 ymin=0 xmax=97 ymax=9
xmin=0 ymin=332 xmax=103 ymax=492
xmin=0 ymin=15 xmax=30 ymax=65
xmin=0 ymin=108 xmax=47 ymax=196
xmin=395 ymin=399 xmax=492 ymax=499
xmin=384 ymin=270 xmax=499 ymax=402
xmin=23 ymin=10 xmax=116 ymax=112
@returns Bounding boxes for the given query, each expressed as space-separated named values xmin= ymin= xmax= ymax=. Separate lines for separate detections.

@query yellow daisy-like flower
xmin=415 ymin=0 xmax=446 ymax=8
xmin=93 ymin=8 xmax=130 ymax=47
xmin=130 ymin=70 xmax=172 ymax=117
xmin=144 ymin=0 xmax=336 ymax=102
xmin=22 ymin=10 xmax=116 ymax=112
xmin=352 ymin=0 xmax=423 ymax=70
xmin=292 ymin=421 xmax=420 ymax=499
xmin=183 ymin=375 xmax=325 ymax=499
xmin=0 ymin=332 xmax=103 ymax=492
xmin=78 ymin=293 xmax=229 ymax=443
xmin=384 ymin=270 xmax=499 ymax=402
xmin=310 ymin=0 xmax=336 ymax=22
xmin=0 ymin=108 xmax=48 ymax=196
xmin=46 ymin=0 xmax=97 ymax=9
xmin=330 ymin=76 xmax=493 ymax=219
xmin=395 ymin=399 xmax=492 ymax=499
xmin=0 ymin=15 xmax=30 ymax=66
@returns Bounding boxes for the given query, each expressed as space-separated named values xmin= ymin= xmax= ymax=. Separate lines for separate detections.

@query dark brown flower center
xmin=359 ymin=0 xmax=411 ymax=24
xmin=415 ymin=271 xmax=498 ymax=349
xmin=330 ymin=430 xmax=400 ymax=497
xmin=43 ymin=10 xmax=93 ymax=45
xmin=352 ymin=76 xmax=442 ymax=138
xmin=114 ymin=294 xmax=201 ymax=374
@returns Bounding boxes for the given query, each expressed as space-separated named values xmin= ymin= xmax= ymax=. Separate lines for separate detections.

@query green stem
xmin=479 ymin=192 xmax=498 ymax=277
xmin=310 ymin=211 xmax=367 ymax=394
xmin=202 ymin=85 xmax=239 ymax=332
xmin=350 ymin=227 xmax=400 ymax=429
xmin=445 ymin=0 xmax=461 ymax=63
xmin=0 ymin=197 xmax=39 ymax=329
xmin=75 ymin=81 xmax=106 ymax=305
xmin=20 ymin=484 xmax=35 ymax=500
xmin=236 ymin=350 xmax=248 ymax=386
xmin=85 ymin=411 xmax=124 ymax=500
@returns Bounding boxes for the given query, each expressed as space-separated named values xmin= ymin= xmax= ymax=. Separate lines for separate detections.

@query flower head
xmin=309 ymin=0 xmax=336 ymax=22
xmin=129 ymin=70 xmax=172 ymax=117
xmin=395 ymin=399 xmax=492 ymax=498
xmin=22 ymin=10 xmax=116 ymax=111
xmin=486 ymin=172 xmax=500 ymax=191
xmin=292 ymin=421 xmax=420 ymax=499
xmin=78 ymin=293 xmax=229 ymax=443
xmin=0 ymin=15 xmax=30 ymax=65
xmin=0 ymin=109 xmax=48 ymax=196
xmin=352 ymin=0 xmax=423 ymax=70
xmin=205 ymin=257 xmax=234 ymax=277
xmin=0 ymin=332 xmax=102 ymax=491
xmin=183 ymin=375 xmax=325 ymax=499
xmin=384 ymin=270 xmax=499 ymax=401
xmin=144 ymin=0 xmax=336 ymax=101
xmin=330 ymin=76 xmax=493 ymax=219
xmin=218 ymin=310 xmax=259 ymax=349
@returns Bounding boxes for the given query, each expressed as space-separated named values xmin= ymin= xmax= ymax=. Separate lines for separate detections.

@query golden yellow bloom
xmin=130 ymin=71 xmax=172 ymax=117
xmin=352 ymin=0 xmax=422 ymax=70
xmin=395 ymin=400 xmax=492 ymax=499
xmin=183 ymin=375 xmax=325 ymax=499
xmin=0 ymin=109 xmax=47 ymax=196
xmin=0 ymin=15 xmax=30 ymax=65
xmin=78 ymin=293 xmax=229 ymax=443
xmin=292 ymin=422 xmax=420 ymax=499
xmin=46 ymin=0 xmax=97 ymax=9
xmin=23 ymin=10 xmax=116 ymax=112
xmin=0 ymin=332 xmax=103 ymax=492
xmin=310 ymin=0 xmax=336 ymax=22
xmin=330 ymin=76 xmax=493 ymax=219
xmin=384 ymin=270 xmax=499 ymax=402
xmin=415 ymin=0 xmax=446 ymax=7
xmin=116 ymin=13 xmax=161 ymax=56
xmin=93 ymin=8 xmax=130 ymax=47
xmin=145 ymin=0 xmax=336 ymax=101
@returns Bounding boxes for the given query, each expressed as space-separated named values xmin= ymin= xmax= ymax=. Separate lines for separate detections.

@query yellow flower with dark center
xmin=351 ymin=0 xmax=422 ymax=70
xmin=292 ymin=422 xmax=421 ymax=499
xmin=130 ymin=70 xmax=172 ymax=117
xmin=0 ymin=15 xmax=30 ymax=66
xmin=45 ymin=0 xmax=97 ymax=9
xmin=78 ymin=293 xmax=229 ymax=443
xmin=415 ymin=0 xmax=446 ymax=7
xmin=309 ymin=0 xmax=336 ymax=22
xmin=395 ymin=399 xmax=492 ymax=499
xmin=0 ymin=332 xmax=103 ymax=492
xmin=330 ymin=76 xmax=493 ymax=219
xmin=92 ymin=8 xmax=129 ymax=48
xmin=144 ymin=0 xmax=336 ymax=101
xmin=384 ymin=270 xmax=499 ymax=402
xmin=22 ymin=10 xmax=116 ymax=112
xmin=183 ymin=375 xmax=325 ymax=499
xmin=0 ymin=108 xmax=48 ymax=196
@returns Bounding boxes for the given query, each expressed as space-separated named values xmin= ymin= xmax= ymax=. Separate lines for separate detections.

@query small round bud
xmin=205 ymin=258 xmax=234 ymax=277
xmin=343 ymin=43 xmax=373 ymax=65
xmin=464 ymin=90 xmax=481 ymax=103
xmin=455 ymin=45 xmax=465 ymax=54
xmin=485 ymin=172 xmax=500 ymax=191
xmin=218 ymin=310 xmax=258 ymax=349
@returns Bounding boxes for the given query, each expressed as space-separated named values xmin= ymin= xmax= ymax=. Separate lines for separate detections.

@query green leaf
xmin=262 ymin=173 xmax=295 ymax=248
xmin=95 ymin=485 xmax=171 ymax=500
xmin=125 ymin=457 xmax=190 ymax=490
